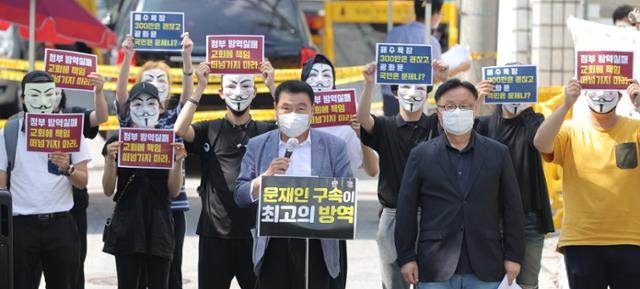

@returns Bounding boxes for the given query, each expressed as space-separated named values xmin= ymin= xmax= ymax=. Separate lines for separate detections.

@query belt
xmin=16 ymin=211 xmax=69 ymax=220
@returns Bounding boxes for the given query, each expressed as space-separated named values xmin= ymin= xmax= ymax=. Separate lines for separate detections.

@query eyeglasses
xmin=437 ymin=104 xmax=474 ymax=112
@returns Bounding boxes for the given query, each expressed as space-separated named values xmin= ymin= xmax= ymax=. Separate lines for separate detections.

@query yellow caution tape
xmin=0 ymin=102 xmax=384 ymax=131
xmin=0 ymin=57 xmax=365 ymax=89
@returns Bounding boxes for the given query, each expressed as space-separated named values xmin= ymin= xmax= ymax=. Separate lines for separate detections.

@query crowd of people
xmin=1 ymin=1 xmax=640 ymax=289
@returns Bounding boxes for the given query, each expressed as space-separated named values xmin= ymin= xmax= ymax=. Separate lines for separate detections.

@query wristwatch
xmin=61 ymin=164 xmax=75 ymax=177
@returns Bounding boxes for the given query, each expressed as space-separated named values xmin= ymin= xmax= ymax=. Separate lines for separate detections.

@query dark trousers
xmin=13 ymin=213 xmax=80 ymax=289
xmin=198 ymin=236 xmax=255 ymax=289
xmin=32 ymin=197 xmax=88 ymax=289
xmin=169 ymin=211 xmax=186 ymax=289
xmin=138 ymin=211 xmax=185 ymax=289
xmin=256 ymin=238 xmax=332 ymax=289
xmin=382 ymin=93 xmax=399 ymax=117
xmin=116 ymin=254 xmax=171 ymax=289
xmin=564 ymin=245 xmax=640 ymax=289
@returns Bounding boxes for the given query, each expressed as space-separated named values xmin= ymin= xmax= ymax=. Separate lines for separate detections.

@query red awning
xmin=0 ymin=0 xmax=117 ymax=49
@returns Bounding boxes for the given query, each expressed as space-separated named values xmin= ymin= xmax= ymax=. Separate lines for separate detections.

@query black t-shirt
xmin=476 ymin=107 xmax=554 ymax=234
xmin=186 ymin=118 xmax=276 ymax=239
xmin=64 ymin=107 xmax=98 ymax=211
xmin=360 ymin=113 xmax=440 ymax=208
xmin=101 ymin=136 xmax=175 ymax=259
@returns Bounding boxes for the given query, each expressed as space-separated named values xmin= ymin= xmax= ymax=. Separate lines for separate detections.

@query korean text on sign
xmin=118 ymin=128 xmax=175 ymax=170
xmin=130 ymin=11 xmax=184 ymax=51
xmin=482 ymin=65 xmax=538 ymax=104
xmin=311 ymin=89 xmax=357 ymax=128
xmin=44 ymin=49 xmax=97 ymax=92
xmin=26 ymin=113 xmax=84 ymax=153
xmin=576 ymin=51 xmax=634 ymax=90
xmin=206 ymin=35 xmax=264 ymax=74
xmin=259 ymin=176 xmax=358 ymax=240
xmin=375 ymin=43 xmax=432 ymax=85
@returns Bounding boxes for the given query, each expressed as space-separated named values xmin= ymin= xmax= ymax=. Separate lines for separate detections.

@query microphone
xmin=284 ymin=138 xmax=299 ymax=159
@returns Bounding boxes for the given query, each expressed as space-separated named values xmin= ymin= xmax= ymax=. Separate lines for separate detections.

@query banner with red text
xmin=118 ymin=128 xmax=175 ymax=169
xmin=26 ymin=113 xmax=84 ymax=153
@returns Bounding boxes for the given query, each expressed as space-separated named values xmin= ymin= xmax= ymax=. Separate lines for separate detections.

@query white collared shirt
xmin=0 ymin=119 xmax=92 ymax=215
xmin=278 ymin=133 xmax=312 ymax=177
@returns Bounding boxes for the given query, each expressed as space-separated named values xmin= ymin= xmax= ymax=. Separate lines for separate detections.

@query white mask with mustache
xmin=586 ymin=90 xmax=619 ymax=114
xmin=306 ymin=63 xmax=334 ymax=92
xmin=222 ymin=75 xmax=255 ymax=113
xmin=141 ymin=68 xmax=170 ymax=103
xmin=397 ymin=84 xmax=428 ymax=112
xmin=23 ymin=82 xmax=60 ymax=114
xmin=129 ymin=94 xmax=160 ymax=128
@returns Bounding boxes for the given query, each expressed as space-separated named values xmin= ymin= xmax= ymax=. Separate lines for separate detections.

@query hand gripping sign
xmin=258 ymin=176 xmax=358 ymax=240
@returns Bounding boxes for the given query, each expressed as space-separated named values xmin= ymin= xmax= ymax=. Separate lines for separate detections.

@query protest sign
xmin=118 ymin=128 xmax=175 ymax=170
xmin=206 ymin=35 xmax=264 ymax=74
xmin=258 ymin=176 xmax=358 ymax=240
xmin=375 ymin=43 xmax=432 ymax=85
xmin=482 ymin=65 xmax=538 ymax=103
xmin=130 ymin=11 xmax=184 ymax=51
xmin=26 ymin=113 xmax=84 ymax=153
xmin=311 ymin=89 xmax=357 ymax=128
xmin=576 ymin=51 xmax=634 ymax=90
xmin=44 ymin=49 xmax=97 ymax=92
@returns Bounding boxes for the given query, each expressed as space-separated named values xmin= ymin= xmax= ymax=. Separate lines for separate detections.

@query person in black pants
xmin=0 ymin=71 xmax=93 ymax=289
xmin=101 ymin=82 xmax=187 ymax=289
xmin=30 ymin=76 xmax=109 ymax=289
xmin=174 ymin=63 xmax=277 ymax=289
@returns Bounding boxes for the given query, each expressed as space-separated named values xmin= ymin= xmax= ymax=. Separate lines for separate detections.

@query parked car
xmin=104 ymin=0 xmax=317 ymax=109
xmin=0 ymin=25 xmax=24 ymax=118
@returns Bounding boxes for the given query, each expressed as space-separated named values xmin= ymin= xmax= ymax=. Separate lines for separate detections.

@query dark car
xmin=105 ymin=0 xmax=316 ymax=109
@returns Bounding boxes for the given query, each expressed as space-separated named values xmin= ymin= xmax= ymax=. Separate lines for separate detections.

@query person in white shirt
xmin=0 ymin=71 xmax=91 ymax=289
xmin=234 ymin=80 xmax=352 ymax=289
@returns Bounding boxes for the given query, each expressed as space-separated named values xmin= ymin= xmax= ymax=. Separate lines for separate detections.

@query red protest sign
xmin=311 ymin=89 xmax=357 ymax=128
xmin=206 ymin=35 xmax=264 ymax=74
xmin=44 ymin=49 xmax=97 ymax=92
xmin=118 ymin=128 xmax=175 ymax=170
xmin=26 ymin=113 xmax=84 ymax=153
xmin=576 ymin=51 xmax=634 ymax=90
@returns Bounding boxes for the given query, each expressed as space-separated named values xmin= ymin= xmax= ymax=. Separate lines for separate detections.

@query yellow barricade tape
xmin=0 ymin=57 xmax=365 ymax=87
xmin=0 ymin=102 xmax=384 ymax=131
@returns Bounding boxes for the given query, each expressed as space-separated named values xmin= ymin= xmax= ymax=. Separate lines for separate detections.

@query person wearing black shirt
xmin=102 ymin=82 xmax=186 ymax=289
xmin=475 ymin=79 xmax=554 ymax=289
xmin=174 ymin=63 xmax=276 ymax=289
xmin=395 ymin=79 xmax=525 ymax=288
xmin=357 ymin=62 xmax=443 ymax=289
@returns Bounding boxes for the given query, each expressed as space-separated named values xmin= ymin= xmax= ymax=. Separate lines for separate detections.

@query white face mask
xmin=141 ymin=68 xmax=170 ymax=103
xmin=129 ymin=94 xmax=160 ymax=128
xmin=23 ymin=82 xmax=60 ymax=114
xmin=397 ymin=84 xmax=428 ymax=112
xmin=305 ymin=63 xmax=334 ymax=92
xmin=222 ymin=74 xmax=255 ymax=113
xmin=503 ymin=103 xmax=522 ymax=115
xmin=277 ymin=112 xmax=310 ymax=138
xmin=586 ymin=90 xmax=619 ymax=114
xmin=442 ymin=108 xmax=474 ymax=136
